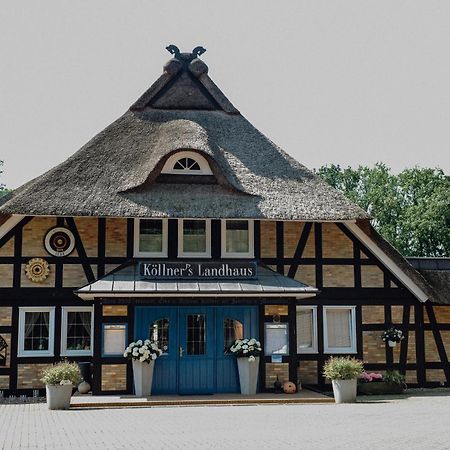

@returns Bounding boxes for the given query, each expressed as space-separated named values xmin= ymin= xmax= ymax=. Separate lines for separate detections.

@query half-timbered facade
xmin=0 ymin=47 xmax=448 ymax=395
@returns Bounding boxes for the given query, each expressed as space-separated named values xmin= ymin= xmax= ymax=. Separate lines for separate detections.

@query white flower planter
xmin=132 ymin=359 xmax=155 ymax=396
xmin=331 ymin=379 xmax=357 ymax=404
xmin=237 ymin=356 xmax=260 ymax=395
xmin=388 ymin=340 xmax=397 ymax=348
xmin=46 ymin=384 xmax=73 ymax=410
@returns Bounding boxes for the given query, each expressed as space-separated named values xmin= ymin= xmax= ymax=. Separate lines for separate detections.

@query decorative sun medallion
xmin=25 ymin=258 xmax=50 ymax=283
xmin=44 ymin=227 xmax=75 ymax=257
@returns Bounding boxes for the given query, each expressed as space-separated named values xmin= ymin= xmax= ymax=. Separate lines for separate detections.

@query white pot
xmin=237 ymin=357 xmax=260 ymax=395
xmin=388 ymin=340 xmax=397 ymax=348
xmin=331 ymin=379 xmax=357 ymax=404
xmin=46 ymin=384 xmax=73 ymax=410
xmin=132 ymin=359 xmax=155 ymax=397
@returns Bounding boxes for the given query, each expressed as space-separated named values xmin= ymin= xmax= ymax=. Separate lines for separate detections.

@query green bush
xmin=41 ymin=361 xmax=81 ymax=386
xmin=384 ymin=370 xmax=406 ymax=385
xmin=323 ymin=357 xmax=364 ymax=380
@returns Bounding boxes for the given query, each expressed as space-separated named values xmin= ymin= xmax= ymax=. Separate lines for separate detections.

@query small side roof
xmin=75 ymin=262 xmax=318 ymax=300
xmin=408 ymin=258 xmax=450 ymax=305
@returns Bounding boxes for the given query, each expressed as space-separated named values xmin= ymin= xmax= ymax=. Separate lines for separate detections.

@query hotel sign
xmin=139 ymin=261 xmax=257 ymax=280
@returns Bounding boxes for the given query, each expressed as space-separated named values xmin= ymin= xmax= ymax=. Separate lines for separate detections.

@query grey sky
xmin=1 ymin=1 xmax=449 ymax=189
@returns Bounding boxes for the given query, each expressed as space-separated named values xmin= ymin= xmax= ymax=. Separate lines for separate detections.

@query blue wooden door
xmin=134 ymin=307 xmax=178 ymax=394
xmin=135 ymin=306 xmax=258 ymax=394
xmin=178 ymin=307 xmax=215 ymax=394
xmin=215 ymin=306 xmax=259 ymax=393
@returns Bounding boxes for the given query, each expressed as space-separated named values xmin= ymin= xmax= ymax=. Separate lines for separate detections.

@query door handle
xmin=179 ymin=346 xmax=184 ymax=358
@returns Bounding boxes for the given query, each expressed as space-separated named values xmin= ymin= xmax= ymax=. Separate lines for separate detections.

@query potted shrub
xmin=41 ymin=361 xmax=81 ymax=410
xmin=323 ymin=356 xmax=364 ymax=403
xmin=358 ymin=370 xmax=406 ymax=395
xmin=381 ymin=327 xmax=404 ymax=347
xmin=229 ymin=338 xmax=262 ymax=395
xmin=124 ymin=339 xmax=162 ymax=396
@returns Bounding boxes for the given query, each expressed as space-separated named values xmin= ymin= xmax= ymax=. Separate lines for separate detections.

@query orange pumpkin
xmin=283 ymin=381 xmax=296 ymax=394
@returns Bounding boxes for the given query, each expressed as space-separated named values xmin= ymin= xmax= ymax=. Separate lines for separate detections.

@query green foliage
xmin=384 ymin=370 xmax=406 ymax=385
xmin=0 ymin=160 xmax=10 ymax=198
xmin=40 ymin=361 xmax=81 ymax=386
xmin=316 ymin=164 xmax=450 ymax=257
xmin=323 ymin=356 xmax=364 ymax=380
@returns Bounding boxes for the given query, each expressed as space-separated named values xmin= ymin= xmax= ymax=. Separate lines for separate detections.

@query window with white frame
xmin=161 ymin=151 xmax=213 ymax=175
xmin=221 ymin=220 xmax=254 ymax=258
xmin=61 ymin=307 xmax=93 ymax=356
xmin=178 ymin=219 xmax=211 ymax=257
xmin=323 ymin=306 xmax=357 ymax=354
xmin=18 ymin=307 xmax=55 ymax=357
xmin=296 ymin=306 xmax=318 ymax=353
xmin=134 ymin=219 xmax=168 ymax=257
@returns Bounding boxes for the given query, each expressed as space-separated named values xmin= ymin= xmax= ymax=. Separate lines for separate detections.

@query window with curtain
xmin=180 ymin=219 xmax=210 ymax=256
xmin=324 ymin=307 xmax=356 ymax=353
xmin=18 ymin=307 xmax=55 ymax=356
xmin=221 ymin=220 xmax=254 ymax=257
xmin=226 ymin=221 xmax=248 ymax=252
xmin=24 ymin=311 xmax=50 ymax=351
xmin=296 ymin=307 xmax=317 ymax=353
xmin=66 ymin=312 xmax=91 ymax=351
xmin=138 ymin=219 xmax=166 ymax=255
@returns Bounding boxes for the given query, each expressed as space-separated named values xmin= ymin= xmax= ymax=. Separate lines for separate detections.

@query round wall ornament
xmin=44 ymin=227 xmax=75 ymax=257
xmin=25 ymin=258 xmax=50 ymax=283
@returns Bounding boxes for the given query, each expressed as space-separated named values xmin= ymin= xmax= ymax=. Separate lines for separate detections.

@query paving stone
xmin=0 ymin=395 xmax=449 ymax=449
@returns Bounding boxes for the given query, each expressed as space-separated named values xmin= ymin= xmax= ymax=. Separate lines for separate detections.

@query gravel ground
xmin=1 ymin=393 xmax=450 ymax=449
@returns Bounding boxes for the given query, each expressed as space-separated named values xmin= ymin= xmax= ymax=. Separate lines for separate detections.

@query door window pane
xmin=186 ymin=314 xmax=206 ymax=355
xmin=139 ymin=219 xmax=163 ymax=253
xmin=326 ymin=309 xmax=351 ymax=348
xmin=150 ymin=318 xmax=169 ymax=353
xmin=183 ymin=220 xmax=206 ymax=253
xmin=223 ymin=318 xmax=244 ymax=353
xmin=226 ymin=221 xmax=249 ymax=253
xmin=24 ymin=312 xmax=50 ymax=351
xmin=66 ymin=311 xmax=92 ymax=351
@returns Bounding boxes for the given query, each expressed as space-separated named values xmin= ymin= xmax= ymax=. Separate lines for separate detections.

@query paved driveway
xmin=1 ymin=394 xmax=449 ymax=449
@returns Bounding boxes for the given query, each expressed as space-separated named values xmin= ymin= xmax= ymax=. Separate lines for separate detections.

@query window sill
xmin=61 ymin=351 xmax=93 ymax=357
xmin=323 ymin=349 xmax=357 ymax=355
xmin=18 ymin=352 xmax=54 ymax=358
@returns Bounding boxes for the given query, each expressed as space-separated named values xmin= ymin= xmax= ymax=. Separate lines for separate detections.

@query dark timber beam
xmin=425 ymin=303 xmax=450 ymax=385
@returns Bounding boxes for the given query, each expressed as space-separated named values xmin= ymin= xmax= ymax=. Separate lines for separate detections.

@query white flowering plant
xmin=381 ymin=327 xmax=404 ymax=343
xmin=123 ymin=339 xmax=163 ymax=363
xmin=229 ymin=338 xmax=262 ymax=362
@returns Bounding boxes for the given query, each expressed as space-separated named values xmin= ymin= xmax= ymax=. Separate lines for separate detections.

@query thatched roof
xmin=0 ymin=48 xmax=369 ymax=220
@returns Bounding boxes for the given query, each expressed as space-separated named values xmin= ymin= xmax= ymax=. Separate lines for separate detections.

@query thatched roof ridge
xmin=0 ymin=50 xmax=370 ymax=220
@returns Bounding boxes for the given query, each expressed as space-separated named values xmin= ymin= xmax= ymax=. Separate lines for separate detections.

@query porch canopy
xmin=75 ymin=262 xmax=318 ymax=300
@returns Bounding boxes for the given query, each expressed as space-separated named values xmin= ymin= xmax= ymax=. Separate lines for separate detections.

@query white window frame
xmin=18 ymin=307 xmax=55 ymax=357
xmin=134 ymin=218 xmax=168 ymax=258
xmin=161 ymin=151 xmax=213 ymax=175
xmin=61 ymin=306 xmax=94 ymax=357
xmin=323 ymin=306 xmax=357 ymax=354
xmin=221 ymin=219 xmax=254 ymax=259
xmin=296 ymin=306 xmax=318 ymax=354
xmin=178 ymin=219 xmax=211 ymax=258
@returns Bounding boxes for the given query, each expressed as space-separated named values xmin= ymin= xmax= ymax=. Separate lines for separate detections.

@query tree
xmin=316 ymin=163 xmax=450 ymax=257
xmin=0 ymin=160 xmax=11 ymax=199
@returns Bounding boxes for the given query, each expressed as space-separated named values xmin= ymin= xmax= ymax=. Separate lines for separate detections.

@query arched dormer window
xmin=161 ymin=151 xmax=213 ymax=175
